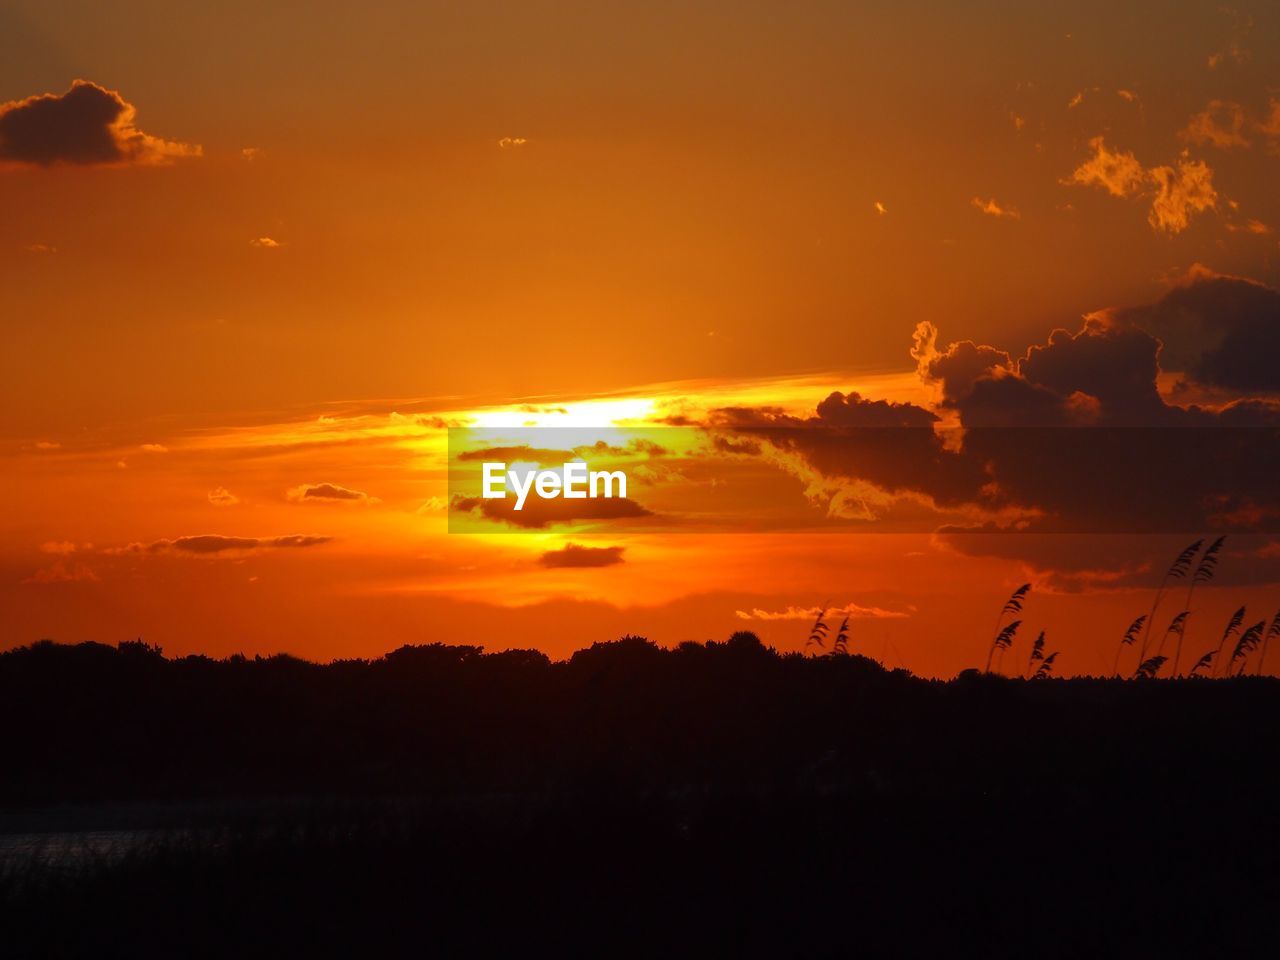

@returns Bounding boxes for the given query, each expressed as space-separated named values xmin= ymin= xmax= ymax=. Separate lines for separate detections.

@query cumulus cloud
xmin=537 ymin=543 xmax=626 ymax=568
xmin=699 ymin=285 xmax=1280 ymax=540
xmin=140 ymin=443 xmax=168 ymax=453
xmin=286 ymin=482 xmax=377 ymax=504
xmin=39 ymin=540 xmax=78 ymax=555
xmin=1108 ymin=269 xmax=1280 ymax=394
xmin=250 ymin=237 xmax=282 ymax=248
xmin=0 ymin=80 xmax=199 ymax=167
xmin=1065 ymin=137 xmax=1217 ymax=234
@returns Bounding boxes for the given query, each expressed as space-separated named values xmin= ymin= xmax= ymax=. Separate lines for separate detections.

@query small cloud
xmin=416 ymin=495 xmax=446 ymax=514
xmin=208 ymin=486 xmax=240 ymax=507
xmin=23 ymin=561 xmax=98 ymax=584
xmin=498 ymin=137 xmax=529 ymax=148
xmin=971 ymin=197 xmax=1021 ymax=219
xmin=140 ymin=443 xmax=168 ymax=453
xmin=116 ymin=459 xmax=128 ymax=469
xmin=873 ymin=201 xmax=887 ymax=215
xmin=33 ymin=440 xmax=61 ymax=451
xmin=0 ymin=80 xmax=200 ymax=167
xmin=1257 ymin=99 xmax=1280 ymax=140
xmin=1010 ymin=112 xmax=1026 ymax=130
xmin=1066 ymin=91 xmax=1084 ymax=109
xmin=1116 ymin=89 xmax=1140 ymax=104
xmin=1226 ymin=218 xmax=1272 ymax=235
xmin=537 ymin=543 xmax=626 ymax=568
xmin=1180 ymin=100 xmax=1250 ymax=149
xmin=24 ymin=242 xmax=56 ymax=254
xmin=39 ymin=540 xmax=77 ymax=555
xmin=1146 ymin=159 xmax=1217 ymax=234
xmin=1064 ymin=137 xmax=1145 ymax=198
xmin=286 ymin=482 xmax=378 ymax=504
xmin=241 ymin=146 xmax=262 ymax=160
xmin=250 ymin=236 xmax=282 ymax=248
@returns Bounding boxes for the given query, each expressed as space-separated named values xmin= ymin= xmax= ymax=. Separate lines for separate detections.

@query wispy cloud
xmin=111 ymin=534 xmax=334 ymax=555
xmin=1180 ymin=100 xmax=1250 ymax=149
xmin=1065 ymin=137 xmax=1217 ymax=234
xmin=971 ymin=197 xmax=1021 ymax=219
xmin=735 ymin=602 xmax=910 ymax=621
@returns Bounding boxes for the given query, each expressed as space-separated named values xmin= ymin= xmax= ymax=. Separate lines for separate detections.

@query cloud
xmin=1180 ymin=100 xmax=1250 ymax=149
xmin=33 ymin=440 xmax=60 ymax=451
xmin=140 ymin=443 xmax=168 ymax=453
xmin=537 ymin=544 xmax=626 ymax=568
xmin=0 ymin=80 xmax=199 ymax=167
xmin=1146 ymin=159 xmax=1217 ymax=233
xmin=1065 ymin=137 xmax=1145 ymax=198
xmin=250 ymin=237 xmax=282 ymax=248
xmin=873 ymin=201 xmax=887 ymax=215
xmin=24 ymin=243 xmax=56 ymax=254
xmin=498 ymin=137 xmax=528 ymax=148
xmin=1108 ymin=269 xmax=1280 ymax=394
xmin=912 ymin=321 xmax=1012 ymax=404
xmin=208 ymin=487 xmax=240 ymax=507
xmin=1226 ymin=218 xmax=1271 ymax=235
xmin=39 ymin=540 xmax=77 ymax=555
xmin=22 ymin=561 xmax=98 ymax=584
xmin=1258 ymin=99 xmax=1280 ymax=140
xmin=116 ymin=534 xmax=334 ymax=555
xmin=286 ymin=482 xmax=377 ymax=504
xmin=699 ymin=285 xmax=1280 ymax=539
xmin=1065 ymin=137 xmax=1217 ymax=234
xmin=971 ymin=197 xmax=1020 ymax=219
xmin=734 ymin=602 xmax=910 ymax=621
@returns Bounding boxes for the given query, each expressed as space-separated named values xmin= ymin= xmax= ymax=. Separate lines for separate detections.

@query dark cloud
xmin=451 ymin=494 xmax=653 ymax=530
xmin=115 ymin=535 xmax=334 ymax=555
xmin=912 ymin=322 xmax=1012 ymax=404
xmin=287 ymin=483 xmax=376 ymax=504
xmin=935 ymin=532 xmax=1280 ymax=593
xmin=699 ymin=301 xmax=1280 ymax=538
xmin=0 ymin=80 xmax=199 ymax=166
xmin=709 ymin=392 xmax=990 ymax=510
xmin=538 ymin=544 xmax=626 ymax=568
xmin=1111 ymin=271 xmax=1280 ymax=395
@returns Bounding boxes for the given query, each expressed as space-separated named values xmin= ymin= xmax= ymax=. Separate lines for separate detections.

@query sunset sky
xmin=3 ymin=1 xmax=1279 ymax=675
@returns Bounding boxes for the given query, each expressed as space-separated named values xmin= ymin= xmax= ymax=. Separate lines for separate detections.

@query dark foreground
xmin=2 ymin=637 xmax=1278 ymax=958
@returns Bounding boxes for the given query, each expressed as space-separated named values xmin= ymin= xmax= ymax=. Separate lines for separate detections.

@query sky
xmin=2 ymin=0 xmax=1279 ymax=676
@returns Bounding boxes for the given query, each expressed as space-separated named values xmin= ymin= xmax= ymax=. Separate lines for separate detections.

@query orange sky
xmin=2 ymin=1 xmax=1279 ymax=676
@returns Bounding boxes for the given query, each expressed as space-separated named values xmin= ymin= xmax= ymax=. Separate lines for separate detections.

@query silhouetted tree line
xmin=3 ymin=633 xmax=1279 ymax=806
